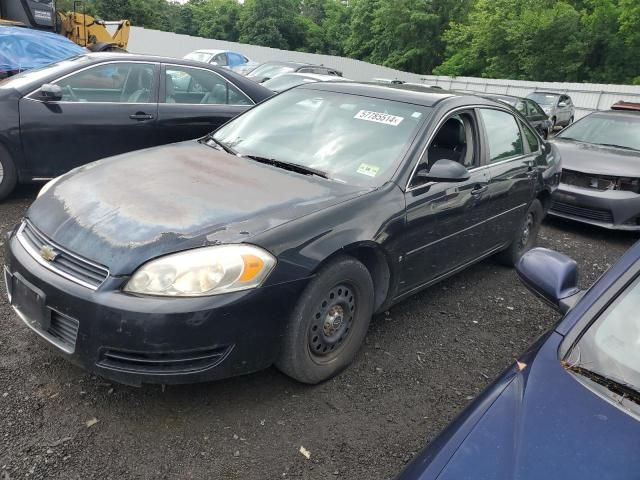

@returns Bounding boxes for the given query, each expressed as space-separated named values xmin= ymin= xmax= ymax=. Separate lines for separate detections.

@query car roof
xmin=258 ymin=60 xmax=311 ymax=67
xmin=529 ymin=91 xmax=563 ymax=96
xmin=279 ymin=72 xmax=350 ymax=81
xmin=297 ymin=81 xmax=500 ymax=107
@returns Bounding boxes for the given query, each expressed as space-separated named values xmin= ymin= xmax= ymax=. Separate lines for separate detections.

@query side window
xmin=521 ymin=122 xmax=540 ymax=152
xmin=54 ymin=63 xmax=155 ymax=103
xmin=212 ymin=53 xmax=228 ymax=67
xmin=227 ymin=53 xmax=244 ymax=67
xmin=410 ymin=111 xmax=477 ymax=188
xmin=526 ymin=100 xmax=539 ymax=117
xmin=164 ymin=66 xmax=252 ymax=106
xmin=297 ymin=67 xmax=312 ymax=73
xmin=479 ymin=109 xmax=524 ymax=162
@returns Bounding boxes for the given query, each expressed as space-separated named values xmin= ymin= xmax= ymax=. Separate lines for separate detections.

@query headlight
xmin=37 ymin=176 xmax=63 ymax=198
xmin=124 ymin=245 xmax=276 ymax=297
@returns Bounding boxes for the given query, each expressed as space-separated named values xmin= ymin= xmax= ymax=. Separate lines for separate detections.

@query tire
xmin=496 ymin=199 xmax=543 ymax=267
xmin=550 ymin=116 xmax=557 ymax=130
xmin=0 ymin=146 xmax=17 ymax=202
xmin=567 ymin=115 xmax=574 ymax=126
xmin=276 ymin=256 xmax=374 ymax=384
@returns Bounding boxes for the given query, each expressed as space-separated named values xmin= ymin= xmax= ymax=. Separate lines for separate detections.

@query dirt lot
xmin=0 ymin=184 xmax=636 ymax=480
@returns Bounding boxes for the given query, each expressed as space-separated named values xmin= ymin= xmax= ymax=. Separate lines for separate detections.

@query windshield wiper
xmin=242 ymin=154 xmax=329 ymax=179
xmin=201 ymin=135 xmax=237 ymax=156
xmin=595 ymin=143 xmax=639 ymax=152
xmin=567 ymin=364 xmax=640 ymax=405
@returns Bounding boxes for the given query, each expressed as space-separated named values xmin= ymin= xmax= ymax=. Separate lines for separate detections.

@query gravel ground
xmin=0 ymin=184 xmax=636 ymax=480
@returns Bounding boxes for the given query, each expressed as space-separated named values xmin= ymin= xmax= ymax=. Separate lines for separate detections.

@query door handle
xmin=129 ymin=113 xmax=154 ymax=121
xmin=470 ymin=185 xmax=488 ymax=196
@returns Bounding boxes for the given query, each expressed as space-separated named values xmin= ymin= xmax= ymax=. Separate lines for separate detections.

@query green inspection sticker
xmin=357 ymin=163 xmax=380 ymax=177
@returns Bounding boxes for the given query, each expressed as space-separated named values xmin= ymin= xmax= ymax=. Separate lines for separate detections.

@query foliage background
xmin=64 ymin=0 xmax=640 ymax=84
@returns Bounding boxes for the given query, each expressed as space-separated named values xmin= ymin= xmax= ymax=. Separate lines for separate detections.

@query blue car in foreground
xmin=398 ymin=245 xmax=640 ymax=479
xmin=0 ymin=25 xmax=85 ymax=79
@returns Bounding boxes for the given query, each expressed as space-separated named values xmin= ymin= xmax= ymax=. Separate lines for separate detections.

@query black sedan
xmin=0 ymin=53 xmax=273 ymax=200
xmin=3 ymin=84 xmax=560 ymax=386
xmin=549 ymin=103 xmax=640 ymax=230
xmin=483 ymin=93 xmax=553 ymax=138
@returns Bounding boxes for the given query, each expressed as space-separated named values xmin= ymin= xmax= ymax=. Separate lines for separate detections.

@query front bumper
xmin=548 ymin=183 xmax=640 ymax=231
xmin=3 ymin=232 xmax=308 ymax=386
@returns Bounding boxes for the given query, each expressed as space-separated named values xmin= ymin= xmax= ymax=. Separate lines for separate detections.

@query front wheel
xmin=496 ymin=199 xmax=543 ymax=267
xmin=0 ymin=147 xmax=17 ymax=202
xmin=276 ymin=256 xmax=374 ymax=384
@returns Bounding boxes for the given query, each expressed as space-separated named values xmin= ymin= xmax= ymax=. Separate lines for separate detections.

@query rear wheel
xmin=276 ymin=256 xmax=374 ymax=384
xmin=496 ymin=199 xmax=543 ymax=267
xmin=0 ymin=146 xmax=17 ymax=202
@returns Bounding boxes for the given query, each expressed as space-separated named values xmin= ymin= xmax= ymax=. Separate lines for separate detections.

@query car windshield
xmin=568 ymin=275 xmax=640 ymax=395
xmin=527 ymin=93 xmax=558 ymax=105
xmin=263 ymin=74 xmax=317 ymax=92
xmin=557 ymin=113 xmax=640 ymax=151
xmin=212 ymin=88 xmax=428 ymax=187
xmin=184 ymin=52 xmax=214 ymax=63
xmin=247 ymin=63 xmax=296 ymax=79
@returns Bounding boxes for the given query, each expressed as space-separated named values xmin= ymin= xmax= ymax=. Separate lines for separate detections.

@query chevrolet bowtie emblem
xmin=40 ymin=245 xmax=58 ymax=262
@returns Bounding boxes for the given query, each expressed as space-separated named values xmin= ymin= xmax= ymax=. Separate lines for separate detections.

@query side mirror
xmin=418 ymin=159 xmax=470 ymax=183
xmin=210 ymin=61 xmax=219 ymax=66
xmin=38 ymin=84 xmax=63 ymax=102
xmin=516 ymin=248 xmax=582 ymax=314
xmin=558 ymin=101 xmax=567 ymax=107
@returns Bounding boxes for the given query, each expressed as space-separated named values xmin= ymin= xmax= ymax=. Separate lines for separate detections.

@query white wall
xmin=128 ymin=26 xmax=640 ymax=119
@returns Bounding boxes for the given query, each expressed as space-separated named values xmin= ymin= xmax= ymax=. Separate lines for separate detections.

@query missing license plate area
xmin=11 ymin=273 xmax=50 ymax=331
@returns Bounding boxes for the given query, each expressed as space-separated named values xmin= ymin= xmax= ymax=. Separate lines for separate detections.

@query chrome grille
xmin=17 ymin=221 xmax=109 ymax=290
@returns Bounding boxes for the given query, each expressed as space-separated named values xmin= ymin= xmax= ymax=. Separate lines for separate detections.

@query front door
xmin=157 ymin=64 xmax=253 ymax=145
xmin=399 ymin=110 xmax=496 ymax=295
xmin=19 ymin=61 xmax=159 ymax=178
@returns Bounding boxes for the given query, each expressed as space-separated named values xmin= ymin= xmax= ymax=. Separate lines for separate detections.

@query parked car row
xmin=1 ymin=42 xmax=640 ymax=480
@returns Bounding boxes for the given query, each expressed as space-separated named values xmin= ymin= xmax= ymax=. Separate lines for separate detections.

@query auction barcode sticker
xmin=354 ymin=110 xmax=404 ymax=126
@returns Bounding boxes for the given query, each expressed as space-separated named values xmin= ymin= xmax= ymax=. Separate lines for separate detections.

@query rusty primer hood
xmin=28 ymin=141 xmax=366 ymax=275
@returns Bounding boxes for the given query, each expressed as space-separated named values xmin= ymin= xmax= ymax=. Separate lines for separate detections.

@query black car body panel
xmin=4 ymin=84 xmax=561 ymax=385
xmin=0 ymin=53 xmax=273 ymax=183
xmin=30 ymin=141 xmax=369 ymax=276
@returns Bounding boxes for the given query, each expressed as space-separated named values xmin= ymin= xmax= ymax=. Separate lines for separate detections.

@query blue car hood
xmin=436 ymin=334 xmax=640 ymax=480
xmin=0 ymin=26 xmax=85 ymax=73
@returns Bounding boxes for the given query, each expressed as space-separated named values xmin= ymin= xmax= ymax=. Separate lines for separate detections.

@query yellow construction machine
xmin=0 ymin=0 xmax=130 ymax=51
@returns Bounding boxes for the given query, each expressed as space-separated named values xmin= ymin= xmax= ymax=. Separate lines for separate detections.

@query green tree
xmin=192 ymin=0 xmax=242 ymax=40
xmin=238 ymin=0 xmax=306 ymax=50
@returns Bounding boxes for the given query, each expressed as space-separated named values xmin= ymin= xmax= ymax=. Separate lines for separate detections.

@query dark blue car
xmin=398 ymin=245 xmax=640 ymax=479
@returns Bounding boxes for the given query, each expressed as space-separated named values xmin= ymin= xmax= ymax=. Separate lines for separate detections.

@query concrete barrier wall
xmin=129 ymin=26 xmax=640 ymax=119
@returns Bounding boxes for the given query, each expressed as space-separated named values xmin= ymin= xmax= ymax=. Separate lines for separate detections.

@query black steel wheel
xmin=276 ymin=256 xmax=374 ymax=384
xmin=496 ymin=199 xmax=543 ymax=267
xmin=0 ymin=144 xmax=17 ymax=202
xmin=308 ymin=284 xmax=357 ymax=359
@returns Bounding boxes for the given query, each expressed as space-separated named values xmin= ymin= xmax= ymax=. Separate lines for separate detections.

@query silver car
xmin=549 ymin=105 xmax=640 ymax=230
xmin=527 ymin=92 xmax=575 ymax=129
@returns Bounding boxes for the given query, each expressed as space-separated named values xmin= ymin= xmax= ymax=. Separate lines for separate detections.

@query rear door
xmin=399 ymin=109 xmax=495 ymax=294
xmin=478 ymin=108 xmax=536 ymax=246
xmin=19 ymin=61 xmax=159 ymax=178
xmin=157 ymin=64 xmax=254 ymax=145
